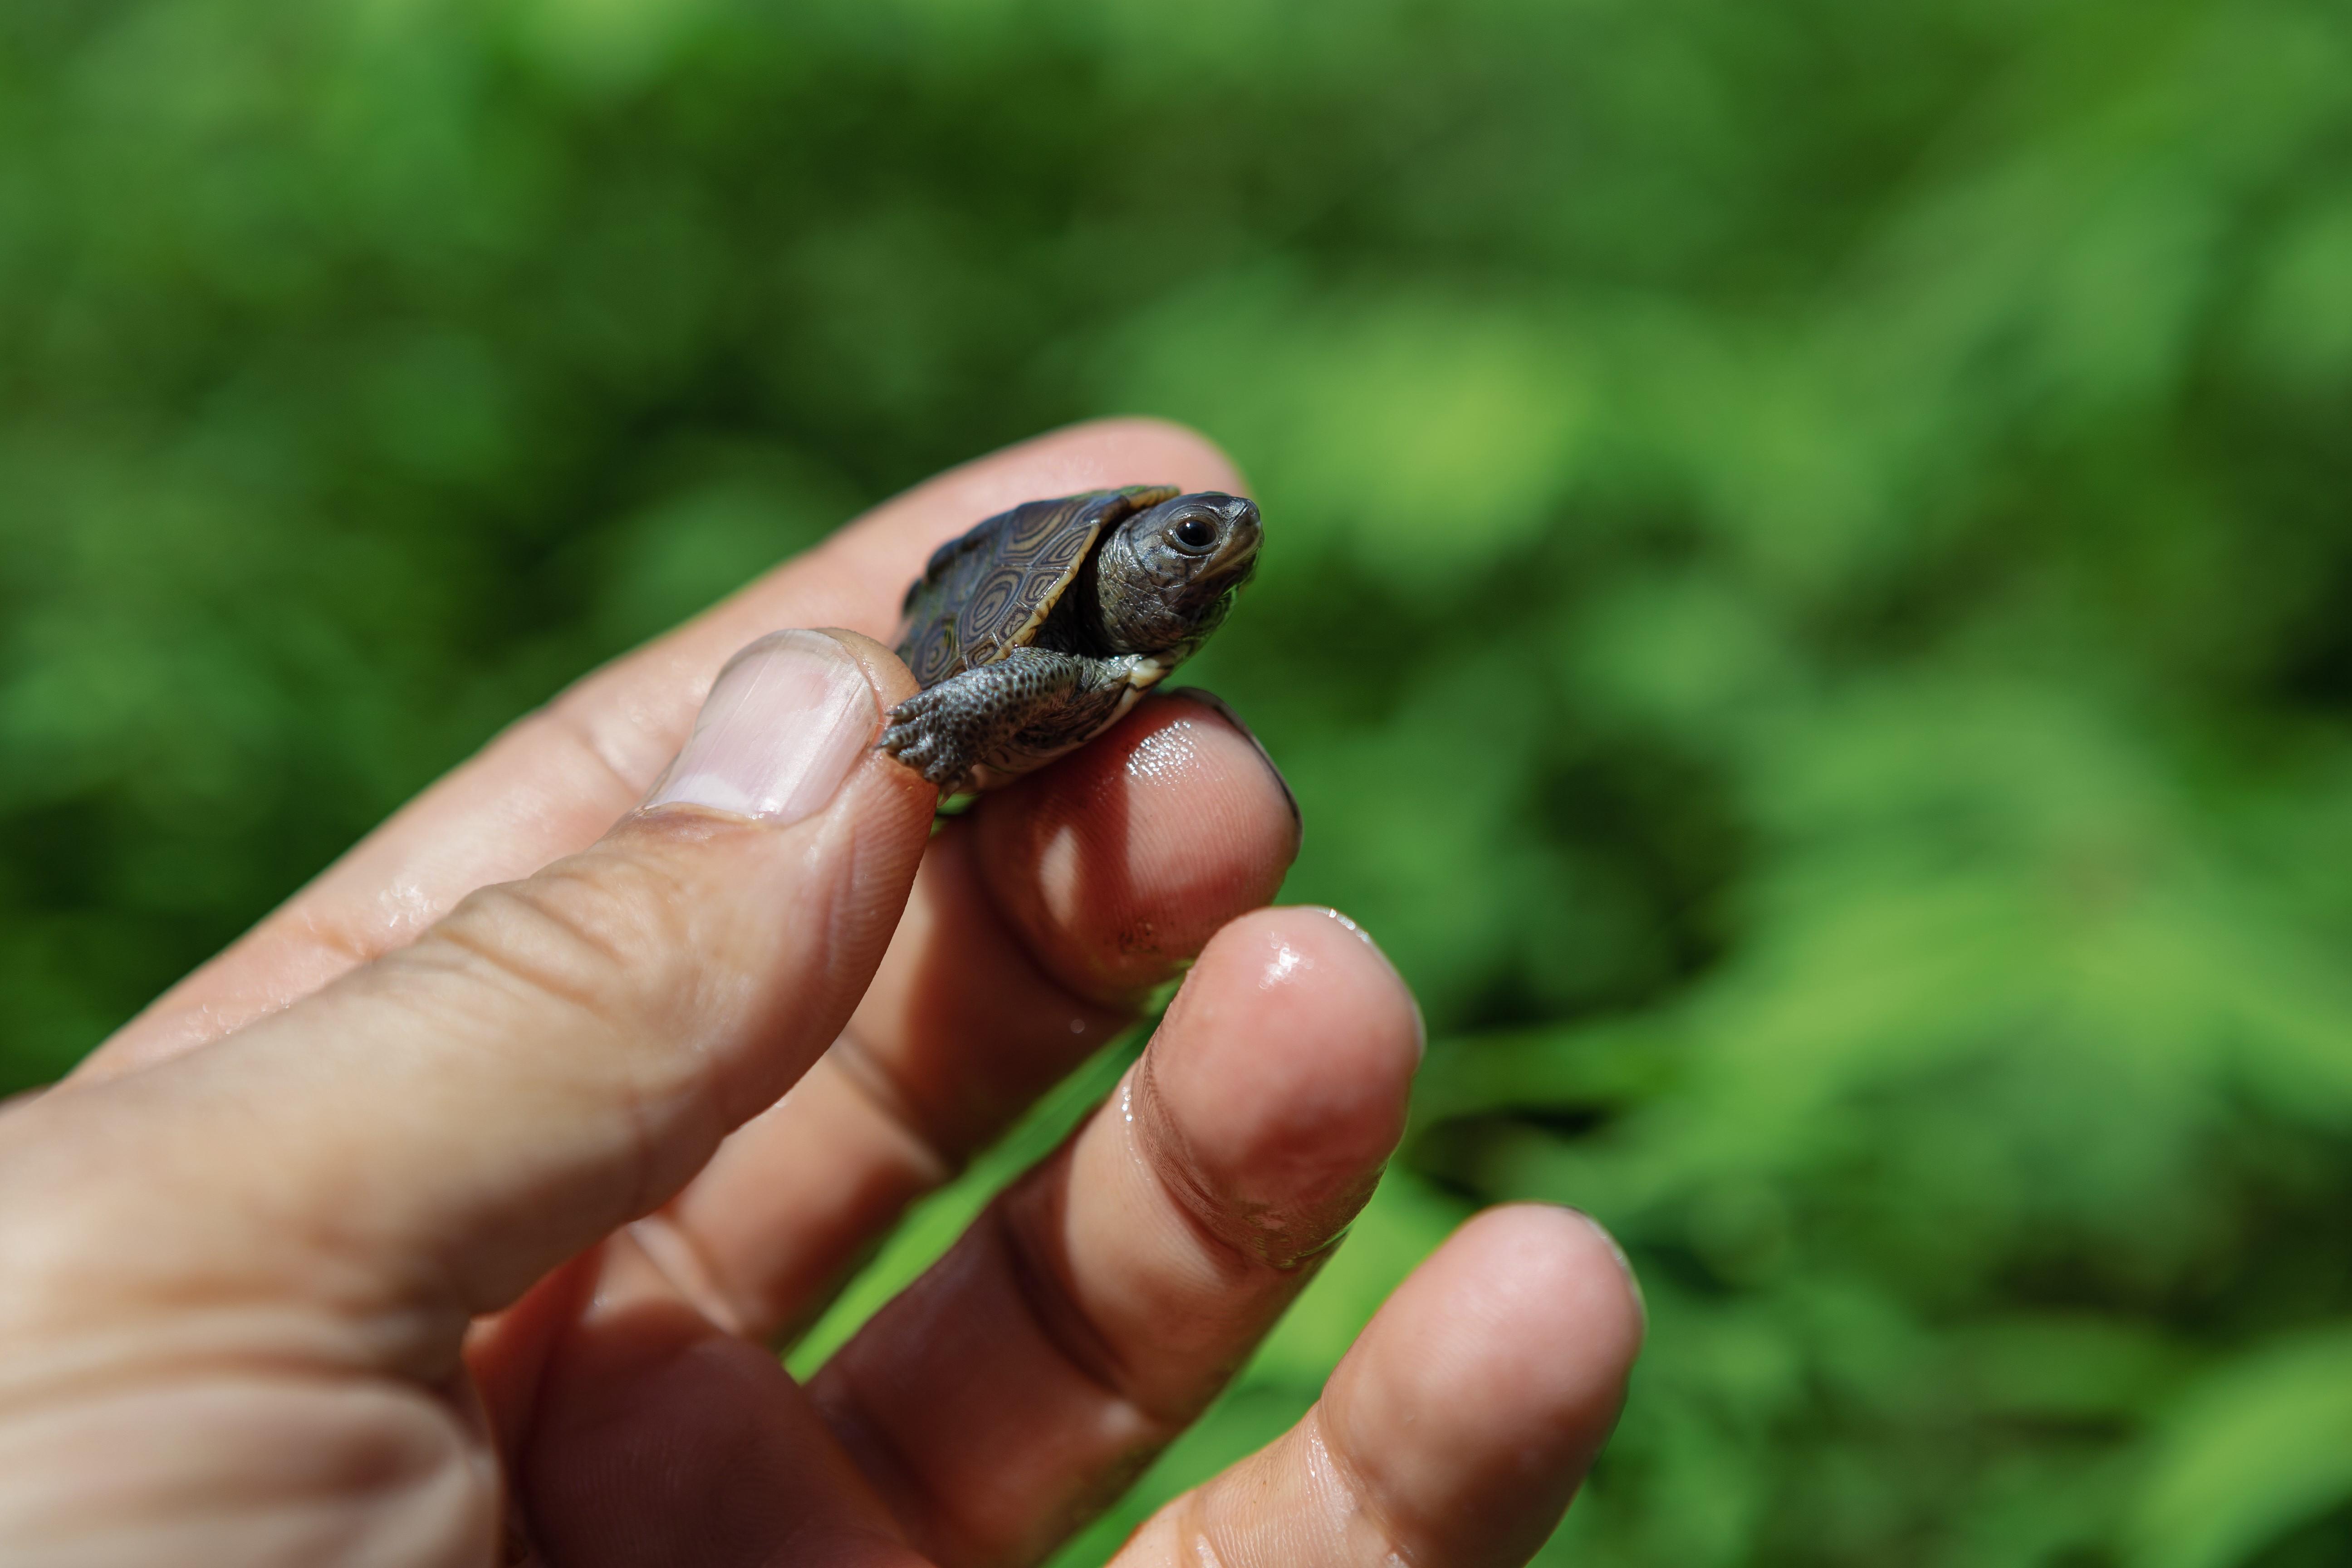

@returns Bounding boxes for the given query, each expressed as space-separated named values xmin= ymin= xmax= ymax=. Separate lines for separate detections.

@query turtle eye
xmin=1171 ymin=516 xmax=1218 ymax=552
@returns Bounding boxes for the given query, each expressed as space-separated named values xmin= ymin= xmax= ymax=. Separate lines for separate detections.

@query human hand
xmin=0 ymin=422 xmax=1644 ymax=1567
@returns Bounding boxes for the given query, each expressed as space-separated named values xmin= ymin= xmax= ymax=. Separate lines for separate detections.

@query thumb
xmin=3 ymin=630 xmax=933 ymax=1372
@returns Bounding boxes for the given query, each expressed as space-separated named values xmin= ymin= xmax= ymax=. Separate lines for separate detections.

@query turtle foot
xmin=879 ymin=691 xmax=977 ymax=794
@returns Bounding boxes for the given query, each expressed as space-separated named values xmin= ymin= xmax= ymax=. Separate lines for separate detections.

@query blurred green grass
xmin=9 ymin=0 xmax=2352 ymax=1562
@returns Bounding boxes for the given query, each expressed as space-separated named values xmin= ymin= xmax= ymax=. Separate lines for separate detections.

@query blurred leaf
xmin=2129 ymin=1329 xmax=2352 ymax=1568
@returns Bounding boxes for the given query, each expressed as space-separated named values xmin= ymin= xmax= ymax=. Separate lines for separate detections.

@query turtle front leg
xmin=881 ymin=647 xmax=1131 ymax=794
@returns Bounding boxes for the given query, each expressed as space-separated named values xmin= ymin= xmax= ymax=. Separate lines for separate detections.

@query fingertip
xmin=1436 ymin=1204 xmax=1648 ymax=1381
xmin=633 ymin=628 xmax=933 ymax=833
xmin=1158 ymin=688 xmax=1300 ymax=847
xmin=1297 ymin=903 xmax=1424 ymax=1059
xmin=971 ymin=696 xmax=1299 ymax=1006
xmin=814 ymin=627 xmax=922 ymax=710
xmin=1137 ymin=907 xmax=1423 ymax=1264
xmin=804 ymin=627 xmax=940 ymax=816
xmin=1319 ymin=1203 xmax=1644 ymax=1568
xmin=1173 ymin=906 xmax=1422 ymax=1075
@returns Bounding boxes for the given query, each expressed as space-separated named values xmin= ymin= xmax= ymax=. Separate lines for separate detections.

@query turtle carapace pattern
xmin=881 ymin=485 xmax=1262 ymax=794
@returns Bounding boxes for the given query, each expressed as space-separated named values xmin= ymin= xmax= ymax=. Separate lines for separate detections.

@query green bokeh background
xmin=9 ymin=0 xmax=2352 ymax=1563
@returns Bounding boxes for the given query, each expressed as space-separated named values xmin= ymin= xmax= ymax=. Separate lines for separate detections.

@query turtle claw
xmin=879 ymin=697 xmax=975 ymax=794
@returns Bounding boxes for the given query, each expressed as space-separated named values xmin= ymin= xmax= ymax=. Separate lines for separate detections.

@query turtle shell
xmin=896 ymin=484 xmax=1182 ymax=688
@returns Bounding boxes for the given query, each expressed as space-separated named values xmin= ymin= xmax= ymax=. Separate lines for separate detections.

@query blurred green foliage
xmin=9 ymin=0 xmax=2352 ymax=1561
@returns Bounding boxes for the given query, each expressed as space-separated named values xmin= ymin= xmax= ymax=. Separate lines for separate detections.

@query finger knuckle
xmin=426 ymin=856 xmax=696 ymax=1035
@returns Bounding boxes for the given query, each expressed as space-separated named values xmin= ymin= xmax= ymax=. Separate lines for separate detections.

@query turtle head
xmin=1090 ymin=492 xmax=1263 ymax=657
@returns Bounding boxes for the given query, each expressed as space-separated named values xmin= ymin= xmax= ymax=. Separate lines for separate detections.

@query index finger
xmin=76 ymin=418 xmax=1245 ymax=1083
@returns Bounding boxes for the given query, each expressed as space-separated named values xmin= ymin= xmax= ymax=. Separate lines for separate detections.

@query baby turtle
xmin=881 ymin=485 xmax=1262 ymax=794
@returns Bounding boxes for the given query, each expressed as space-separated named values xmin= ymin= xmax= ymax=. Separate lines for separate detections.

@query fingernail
xmin=644 ymin=631 xmax=877 ymax=823
xmin=1168 ymin=686 xmax=1300 ymax=833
